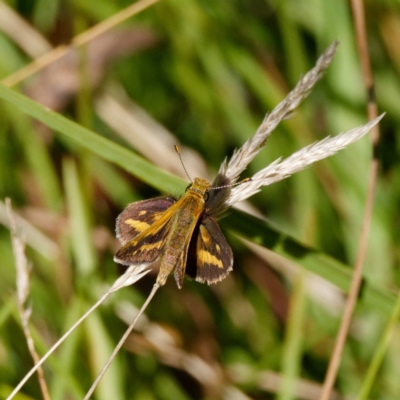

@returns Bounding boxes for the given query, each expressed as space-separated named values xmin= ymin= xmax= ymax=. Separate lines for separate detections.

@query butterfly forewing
xmin=114 ymin=197 xmax=176 ymax=265
xmin=116 ymin=198 xmax=175 ymax=244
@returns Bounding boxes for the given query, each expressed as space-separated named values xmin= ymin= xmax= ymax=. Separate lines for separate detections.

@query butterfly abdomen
xmin=156 ymin=190 xmax=206 ymax=287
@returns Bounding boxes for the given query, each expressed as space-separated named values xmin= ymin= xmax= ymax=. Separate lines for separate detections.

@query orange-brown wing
xmin=172 ymin=220 xmax=199 ymax=289
xmin=188 ymin=216 xmax=233 ymax=285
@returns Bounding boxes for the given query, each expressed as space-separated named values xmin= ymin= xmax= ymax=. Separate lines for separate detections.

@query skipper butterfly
xmin=114 ymin=151 xmax=235 ymax=289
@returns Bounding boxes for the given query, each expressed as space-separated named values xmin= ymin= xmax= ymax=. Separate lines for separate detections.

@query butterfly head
xmin=188 ymin=177 xmax=211 ymax=197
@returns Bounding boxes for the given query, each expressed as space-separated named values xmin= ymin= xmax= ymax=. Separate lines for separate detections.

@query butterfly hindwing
xmin=191 ymin=215 xmax=233 ymax=284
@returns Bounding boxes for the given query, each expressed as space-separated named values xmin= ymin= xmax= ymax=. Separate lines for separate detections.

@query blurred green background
xmin=0 ymin=0 xmax=399 ymax=399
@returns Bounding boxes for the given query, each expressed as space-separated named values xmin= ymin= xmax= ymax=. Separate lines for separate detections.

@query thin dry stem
xmin=0 ymin=2 xmax=51 ymax=57
xmin=84 ymin=283 xmax=160 ymax=399
xmin=0 ymin=200 xmax=59 ymax=260
xmin=5 ymin=199 xmax=50 ymax=400
xmin=6 ymin=260 xmax=150 ymax=400
xmin=6 ymin=291 xmax=111 ymax=400
xmin=320 ymin=2 xmax=381 ymax=399
xmin=1 ymin=0 xmax=159 ymax=87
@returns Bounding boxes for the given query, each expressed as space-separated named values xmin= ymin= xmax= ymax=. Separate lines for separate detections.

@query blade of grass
xmin=50 ymin=298 xmax=85 ymax=400
xmin=224 ymin=209 xmax=395 ymax=316
xmin=63 ymin=157 xmax=97 ymax=276
xmin=5 ymin=103 xmax=63 ymax=211
xmin=0 ymin=83 xmax=185 ymax=195
xmin=85 ymin=310 xmax=125 ymax=400
xmin=277 ymin=271 xmax=306 ymax=400
xmin=356 ymin=291 xmax=400 ymax=400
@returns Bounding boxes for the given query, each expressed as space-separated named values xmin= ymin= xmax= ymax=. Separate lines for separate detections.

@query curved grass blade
xmin=0 ymin=83 xmax=185 ymax=195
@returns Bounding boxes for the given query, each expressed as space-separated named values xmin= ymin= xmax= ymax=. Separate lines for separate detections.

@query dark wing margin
xmin=189 ymin=215 xmax=233 ymax=285
xmin=116 ymin=197 xmax=175 ymax=245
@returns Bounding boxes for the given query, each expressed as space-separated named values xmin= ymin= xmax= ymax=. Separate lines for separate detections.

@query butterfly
xmin=114 ymin=176 xmax=234 ymax=289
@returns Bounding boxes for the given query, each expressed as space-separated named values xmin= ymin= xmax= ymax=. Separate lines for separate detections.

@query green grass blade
xmin=63 ymin=157 xmax=97 ymax=276
xmin=277 ymin=272 xmax=306 ymax=400
xmin=0 ymin=83 xmax=184 ymax=195
xmin=224 ymin=209 xmax=396 ymax=316
xmin=356 ymin=291 xmax=400 ymax=400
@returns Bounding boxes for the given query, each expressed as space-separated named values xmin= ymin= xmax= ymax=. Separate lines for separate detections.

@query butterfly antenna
xmin=174 ymin=145 xmax=192 ymax=183
xmin=84 ymin=283 xmax=161 ymax=400
xmin=209 ymin=177 xmax=252 ymax=191
xmin=6 ymin=291 xmax=113 ymax=400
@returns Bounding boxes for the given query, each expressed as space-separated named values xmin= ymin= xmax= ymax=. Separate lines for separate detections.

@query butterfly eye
xmin=204 ymin=192 xmax=209 ymax=201
xmin=185 ymin=184 xmax=191 ymax=192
